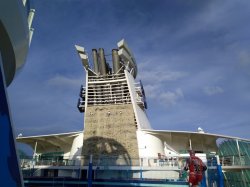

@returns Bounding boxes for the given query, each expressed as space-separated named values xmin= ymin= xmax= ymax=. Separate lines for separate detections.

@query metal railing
xmin=21 ymin=154 xmax=250 ymax=169
xmin=20 ymin=156 xmax=183 ymax=168
xmin=220 ymin=155 xmax=250 ymax=166
xmin=20 ymin=155 xmax=250 ymax=187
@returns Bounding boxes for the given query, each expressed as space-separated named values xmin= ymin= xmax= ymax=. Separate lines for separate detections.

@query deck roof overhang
xmin=16 ymin=129 xmax=249 ymax=154
xmin=141 ymin=129 xmax=250 ymax=153
xmin=16 ymin=131 xmax=82 ymax=153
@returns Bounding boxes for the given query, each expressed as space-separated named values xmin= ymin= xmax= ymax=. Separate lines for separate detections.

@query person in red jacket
xmin=184 ymin=150 xmax=207 ymax=187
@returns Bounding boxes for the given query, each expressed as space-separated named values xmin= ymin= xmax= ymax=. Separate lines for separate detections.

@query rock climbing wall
xmin=82 ymin=104 xmax=139 ymax=165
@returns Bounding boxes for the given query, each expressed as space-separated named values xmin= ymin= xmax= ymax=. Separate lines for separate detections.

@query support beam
xmin=236 ymin=139 xmax=242 ymax=165
xmin=33 ymin=141 xmax=37 ymax=159
xmin=189 ymin=138 xmax=192 ymax=150
xmin=0 ymin=62 xmax=23 ymax=186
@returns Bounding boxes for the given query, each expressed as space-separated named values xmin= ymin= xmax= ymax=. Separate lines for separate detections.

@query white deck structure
xmin=17 ymin=40 xmax=250 ymax=185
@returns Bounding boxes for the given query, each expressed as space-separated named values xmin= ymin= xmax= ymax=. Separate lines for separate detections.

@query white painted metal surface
xmin=137 ymin=130 xmax=164 ymax=158
xmin=125 ymin=70 xmax=151 ymax=129
xmin=0 ymin=0 xmax=32 ymax=85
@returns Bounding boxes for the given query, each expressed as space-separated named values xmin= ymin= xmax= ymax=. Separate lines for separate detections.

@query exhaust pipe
xmin=99 ymin=48 xmax=107 ymax=75
xmin=92 ymin=49 xmax=99 ymax=74
xmin=112 ymin=49 xmax=121 ymax=74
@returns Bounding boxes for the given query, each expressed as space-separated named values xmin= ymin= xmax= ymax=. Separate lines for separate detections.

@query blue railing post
xmin=88 ymin=154 xmax=93 ymax=187
xmin=140 ymin=158 xmax=143 ymax=180
xmin=201 ymin=173 xmax=207 ymax=187
xmin=216 ymin=155 xmax=224 ymax=187
xmin=140 ymin=168 xmax=143 ymax=180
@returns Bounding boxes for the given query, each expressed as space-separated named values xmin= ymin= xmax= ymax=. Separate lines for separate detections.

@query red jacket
xmin=184 ymin=155 xmax=207 ymax=175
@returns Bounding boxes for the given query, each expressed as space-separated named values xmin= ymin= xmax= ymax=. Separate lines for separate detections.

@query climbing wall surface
xmin=82 ymin=104 xmax=139 ymax=165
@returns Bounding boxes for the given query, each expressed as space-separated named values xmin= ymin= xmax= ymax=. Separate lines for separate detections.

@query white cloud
xmin=137 ymin=58 xmax=188 ymax=84
xmin=137 ymin=56 xmax=187 ymax=108
xmin=158 ymin=88 xmax=184 ymax=106
xmin=176 ymin=1 xmax=236 ymax=39
xmin=239 ymin=50 xmax=250 ymax=66
xmin=144 ymin=84 xmax=160 ymax=98
xmin=144 ymin=84 xmax=184 ymax=107
xmin=47 ymin=74 xmax=84 ymax=89
xmin=140 ymin=70 xmax=187 ymax=83
xmin=203 ymin=86 xmax=224 ymax=96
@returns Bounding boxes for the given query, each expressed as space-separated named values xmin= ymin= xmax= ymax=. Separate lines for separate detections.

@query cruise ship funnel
xmin=112 ymin=49 xmax=121 ymax=74
xmin=99 ymin=48 xmax=107 ymax=75
xmin=92 ymin=49 xmax=99 ymax=74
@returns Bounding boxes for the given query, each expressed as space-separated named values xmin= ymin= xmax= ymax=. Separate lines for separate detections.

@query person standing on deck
xmin=184 ymin=150 xmax=207 ymax=187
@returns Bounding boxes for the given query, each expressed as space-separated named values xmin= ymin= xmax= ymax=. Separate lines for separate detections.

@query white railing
xmin=20 ymin=156 xmax=183 ymax=168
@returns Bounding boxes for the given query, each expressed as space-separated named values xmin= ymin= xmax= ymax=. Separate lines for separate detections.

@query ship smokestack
xmin=112 ymin=49 xmax=121 ymax=74
xmin=92 ymin=49 xmax=99 ymax=74
xmin=99 ymin=48 xmax=107 ymax=75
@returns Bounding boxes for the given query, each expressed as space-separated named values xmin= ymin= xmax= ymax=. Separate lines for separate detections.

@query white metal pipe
xmin=236 ymin=139 xmax=242 ymax=165
xmin=189 ymin=138 xmax=192 ymax=150
xmin=22 ymin=0 xmax=27 ymax=6
xmin=90 ymin=154 xmax=93 ymax=164
xmin=33 ymin=141 xmax=37 ymax=159
xmin=28 ymin=9 xmax=35 ymax=29
xmin=216 ymin=155 xmax=220 ymax=166
xmin=29 ymin=28 xmax=34 ymax=46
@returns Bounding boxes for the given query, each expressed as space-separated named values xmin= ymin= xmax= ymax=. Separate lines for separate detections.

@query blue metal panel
xmin=0 ymin=64 xmax=23 ymax=186
xmin=217 ymin=165 xmax=224 ymax=187
xmin=88 ymin=162 xmax=93 ymax=187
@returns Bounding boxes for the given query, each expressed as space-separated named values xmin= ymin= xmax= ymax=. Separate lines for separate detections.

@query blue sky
xmin=8 ymin=0 xmax=250 ymax=140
